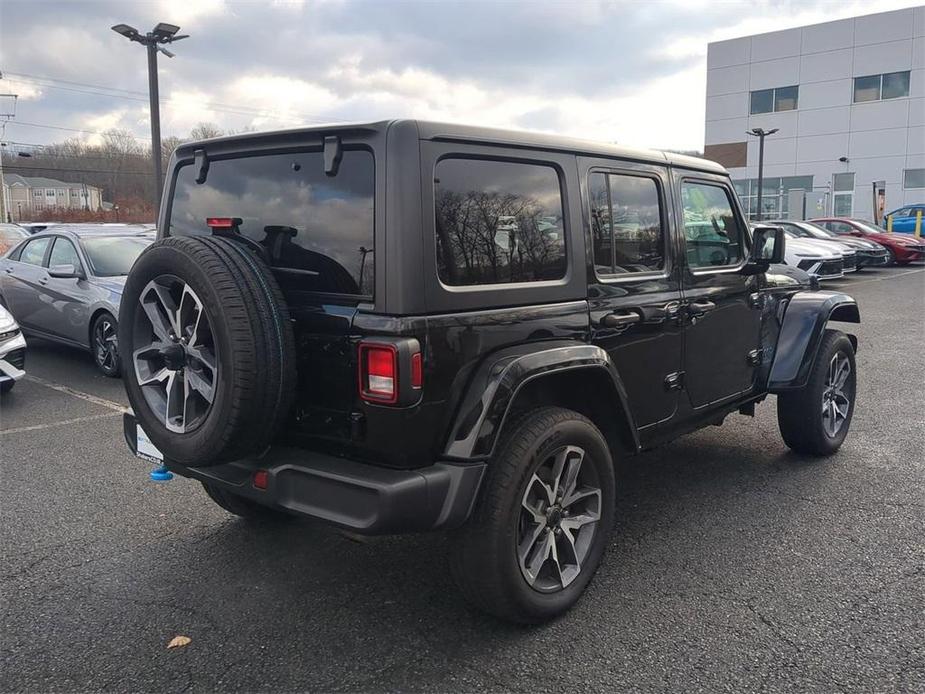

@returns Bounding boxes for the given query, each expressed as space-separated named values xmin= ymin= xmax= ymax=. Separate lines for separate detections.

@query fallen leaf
xmin=167 ymin=635 xmax=192 ymax=649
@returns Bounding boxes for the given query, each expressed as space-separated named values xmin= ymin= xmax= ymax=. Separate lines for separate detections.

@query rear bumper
xmin=123 ymin=412 xmax=485 ymax=534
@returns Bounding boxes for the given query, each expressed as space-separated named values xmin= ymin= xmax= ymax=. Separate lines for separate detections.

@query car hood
xmin=787 ymin=237 xmax=841 ymax=258
xmin=863 ymin=230 xmax=923 ymax=246
xmin=832 ymin=237 xmax=883 ymax=250
xmin=90 ymin=276 xmax=127 ymax=294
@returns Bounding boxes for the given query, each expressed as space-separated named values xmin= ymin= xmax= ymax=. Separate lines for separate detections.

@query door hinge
xmin=664 ymin=371 xmax=685 ymax=391
xmin=747 ymin=348 xmax=762 ymax=366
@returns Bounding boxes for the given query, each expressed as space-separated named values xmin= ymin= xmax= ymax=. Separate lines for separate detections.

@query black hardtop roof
xmin=173 ymin=119 xmax=727 ymax=175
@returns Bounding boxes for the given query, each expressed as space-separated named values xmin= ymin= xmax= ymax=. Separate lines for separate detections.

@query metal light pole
xmin=111 ymin=22 xmax=188 ymax=213
xmin=747 ymin=127 xmax=778 ymax=221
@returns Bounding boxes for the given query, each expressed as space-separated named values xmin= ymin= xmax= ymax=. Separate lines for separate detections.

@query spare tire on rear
xmin=118 ymin=235 xmax=296 ymax=467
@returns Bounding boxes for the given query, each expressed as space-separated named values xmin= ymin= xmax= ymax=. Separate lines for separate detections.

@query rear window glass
xmin=169 ymin=149 xmax=375 ymax=296
xmin=434 ymin=158 xmax=567 ymax=287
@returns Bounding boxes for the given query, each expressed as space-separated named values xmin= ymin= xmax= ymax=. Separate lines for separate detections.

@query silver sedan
xmin=0 ymin=225 xmax=154 ymax=376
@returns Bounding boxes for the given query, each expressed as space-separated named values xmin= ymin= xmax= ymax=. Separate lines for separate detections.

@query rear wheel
xmin=450 ymin=407 xmax=615 ymax=623
xmin=91 ymin=312 xmax=121 ymax=377
xmin=777 ymin=329 xmax=856 ymax=456
xmin=201 ymin=483 xmax=291 ymax=521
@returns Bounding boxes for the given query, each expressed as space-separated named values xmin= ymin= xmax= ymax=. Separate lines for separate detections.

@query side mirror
xmin=742 ymin=225 xmax=785 ymax=275
xmin=48 ymin=263 xmax=82 ymax=279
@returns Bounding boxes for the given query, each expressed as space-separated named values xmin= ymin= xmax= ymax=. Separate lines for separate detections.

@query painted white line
xmin=838 ymin=268 xmax=924 ymax=286
xmin=23 ymin=375 xmax=127 ymax=413
xmin=1 ymin=411 xmax=121 ymax=436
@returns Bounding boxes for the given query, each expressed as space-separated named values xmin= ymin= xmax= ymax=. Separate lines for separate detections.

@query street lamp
xmin=111 ymin=22 xmax=188 ymax=213
xmin=747 ymin=127 xmax=778 ymax=221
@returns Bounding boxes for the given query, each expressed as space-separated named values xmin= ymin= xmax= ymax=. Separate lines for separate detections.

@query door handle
xmin=687 ymin=300 xmax=716 ymax=317
xmin=601 ymin=310 xmax=642 ymax=329
xmin=39 ymin=277 xmax=49 ymax=285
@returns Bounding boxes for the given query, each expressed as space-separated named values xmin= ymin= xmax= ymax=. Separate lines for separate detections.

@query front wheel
xmin=777 ymin=329 xmax=856 ymax=456
xmin=92 ymin=312 xmax=121 ymax=377
xmin=450 ymin=407 xmax=615 ymax=623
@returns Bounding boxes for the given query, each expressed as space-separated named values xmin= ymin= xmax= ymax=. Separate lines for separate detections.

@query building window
xmin=833 ymin=172 xmax=855 ymax=216
xmin=32 ymin=190 xmax=42 ymax=198
xmin=903 ymin=169 xmax=925 ymax=189
xmin=853 ymin=71 xmax=910 ymax=103
xmin=45 ymin=189 xmax=55 ymax=197
xmin=732 ymin=176 xmax=813 ymax=220
xmin=70 ymin=190 xmax=79 ymax=198
xmin=750 ymin=85 xmax=799 ymax=114
xmin=589 ymin=172 xmax=665 ymax=276
xmin=433 ymin=158 xmax=567 ymax=287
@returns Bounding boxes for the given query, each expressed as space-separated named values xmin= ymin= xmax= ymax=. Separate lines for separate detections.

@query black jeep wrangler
xmin=120 ymin=120 xmax=859 ymax=623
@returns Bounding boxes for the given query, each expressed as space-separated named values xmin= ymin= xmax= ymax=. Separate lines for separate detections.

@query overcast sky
xmin=0 ymin=0 xmax=919 ymax=153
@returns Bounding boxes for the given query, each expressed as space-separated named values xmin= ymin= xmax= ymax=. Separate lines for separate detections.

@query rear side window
xmin=19 ymin=237 xmax=51 ymax=266
xmin=434 ymin=158 xmax=567 ymax=287
xmin=680 ymin=181 xmax=744 ymax=269
xmin=169 ymin=149 xmax=375 ymax=296
xmin=589 ymin=172 xmax=665 ymax=275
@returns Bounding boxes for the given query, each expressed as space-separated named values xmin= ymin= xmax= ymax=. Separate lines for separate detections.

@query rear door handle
xmin=601 ymin=310 xmax=642 ymax=329
xmin=687 ymin=300 xmax=716 ymax=317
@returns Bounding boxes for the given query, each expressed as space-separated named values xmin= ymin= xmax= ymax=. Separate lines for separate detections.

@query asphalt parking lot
xmin=1 ymin=265 xmax=923 ymax=693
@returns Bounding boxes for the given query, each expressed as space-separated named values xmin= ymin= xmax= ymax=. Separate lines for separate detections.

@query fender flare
xmin=443 ymin=341 xmax=640 ymax=460
xmin=767 ymin=290 xmax=859 ymax=392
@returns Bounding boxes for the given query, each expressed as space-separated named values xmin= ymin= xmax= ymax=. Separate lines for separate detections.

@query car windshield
xmin=81 ymin=236 xmax=153 ymax=276
xmin=800 ymin=222 xmax=837 ymax=238
xmin=847 ymin=220 xmax=884 ymax=234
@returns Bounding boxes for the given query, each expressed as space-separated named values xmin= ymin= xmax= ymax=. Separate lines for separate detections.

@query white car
xmin=0 ymin=303 xmax=26 ymax=394
xmin=780 ymin=229 xmax=857 ymax=273
xmin=784 ymin=235 xmax=845 ymax=280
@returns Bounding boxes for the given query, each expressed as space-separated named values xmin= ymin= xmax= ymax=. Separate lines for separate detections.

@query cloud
xmin=0 ymin=0 xmax=920 ymax=152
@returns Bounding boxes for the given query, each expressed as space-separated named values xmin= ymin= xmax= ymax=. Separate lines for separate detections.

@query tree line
xmin=2 ymin=123 xmax=239 ymax=222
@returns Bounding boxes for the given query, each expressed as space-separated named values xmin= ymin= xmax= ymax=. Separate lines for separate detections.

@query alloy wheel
xmin=94 ymin=317 xmax=118 ymax=372
xmin=518 ymin=445 xmax=602 ymax=592
xmin=132 ymin=275 xmax=218 ymax=433
xmin=822 ymin=352 xmax=851 ymax=438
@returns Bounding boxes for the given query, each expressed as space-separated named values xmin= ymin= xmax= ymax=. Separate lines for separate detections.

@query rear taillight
xmin=358 ymin=339 xmax=423 ymax=406
xmin=359 ymin=343 xmax=399 ymax=404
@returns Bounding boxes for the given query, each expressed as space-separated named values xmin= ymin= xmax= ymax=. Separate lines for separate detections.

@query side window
xmin=48 ymin=238 xmax=82 ymax=270
xmin=829 ymin=222 xmax=852 ymax=234
xmin=589 ymin=172 xmax=665 ymax=275
xmin=434 ymin=158 xmax=567 ymax=287
xmin=680 ymin=181 xmax=744 ymax=269
xmin=19 ymin=237 xmax=52 ymax=266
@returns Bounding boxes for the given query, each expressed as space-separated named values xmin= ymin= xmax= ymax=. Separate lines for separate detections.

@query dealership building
xmin=704 ymin=7 xmax=924 ymax=222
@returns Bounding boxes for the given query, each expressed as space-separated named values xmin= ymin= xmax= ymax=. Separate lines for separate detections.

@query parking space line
xmin=1 ymin=412 xmax=122 ymax=436
xmin=840 ymin=268 xmax=924 ymax=286
xmin=23 ymin=375 xmax=127 ymax=413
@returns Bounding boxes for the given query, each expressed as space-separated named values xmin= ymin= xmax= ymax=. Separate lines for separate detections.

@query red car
xmin=811 ymin=217 xmax=925 ymax=265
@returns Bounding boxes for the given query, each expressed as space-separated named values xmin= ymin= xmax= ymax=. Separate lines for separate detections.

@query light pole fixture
xmin=111 ymin=22 xmax=188 ymax=213
xmin=747 ymin=127 xmax=778 ymax=221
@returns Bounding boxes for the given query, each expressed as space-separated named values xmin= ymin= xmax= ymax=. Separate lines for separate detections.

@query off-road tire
xmin=449 ymin=406 xmax=616 ymax=623
xmin=119 ymin=235 xmax=296 ymax=466
xmin=202 ymin=482 xmax=292 ymax=521
xmin=777 ymin=329 xmax=856 ymax=456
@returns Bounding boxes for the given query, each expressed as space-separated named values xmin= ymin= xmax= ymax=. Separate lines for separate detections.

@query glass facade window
xmin=749 ymin=85 xmax=798 ymax=114
xmin=903 ymin=169 xmax=925 ymax=189
xmin=731 ymin=176 xmax=813 ymax=220
xmin=832 ymin=172 xmax=854 ymax=217
xmin=833 ymin=173 xmax=855 ymax=192
xmin=854 ymin=71 xmax=910 ymax=102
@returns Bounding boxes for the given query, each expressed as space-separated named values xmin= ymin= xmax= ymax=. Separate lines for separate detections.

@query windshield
xmin=800 ymin=222 xmax=837 ymax=238
xmin=168 ymin=148 xmax=375 ymax=296
xmin=851 ymin=220 xmax=885 ymax=235
xmin=81 ymin=236 xmax=153 ymax=276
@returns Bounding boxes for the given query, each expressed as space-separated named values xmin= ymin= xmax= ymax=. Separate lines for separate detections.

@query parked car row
xmin=755 ymin=216 xmax=924 ymax=281
xmin=0 ymin=223 xmax=155 ymax=382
